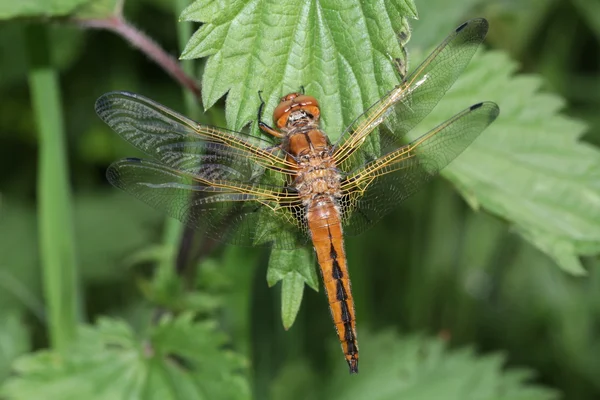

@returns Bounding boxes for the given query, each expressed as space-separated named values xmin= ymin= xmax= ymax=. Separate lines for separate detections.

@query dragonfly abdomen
xmin=307 ymin=196 xmax=359 ymax=373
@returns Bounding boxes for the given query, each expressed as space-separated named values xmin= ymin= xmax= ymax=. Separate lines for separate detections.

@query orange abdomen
xmin=307 ymin=197 xmax=359 ymax=373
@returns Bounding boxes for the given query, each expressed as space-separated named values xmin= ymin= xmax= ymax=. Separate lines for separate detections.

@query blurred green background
xmin=1 ymin=0 xmax=600 ymax=399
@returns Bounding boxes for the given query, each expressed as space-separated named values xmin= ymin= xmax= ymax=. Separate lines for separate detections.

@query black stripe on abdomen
xmin=327 ymin=232 xmax=357 ymax=361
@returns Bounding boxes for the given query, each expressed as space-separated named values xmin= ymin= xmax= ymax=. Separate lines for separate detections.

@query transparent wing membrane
xmin=106 ymin=158 xmax=309 ymax=249
xmin=333 ymin=18 xmax=489 ymax=173
xmin=340 ymin=102 xmax=499 ymax=236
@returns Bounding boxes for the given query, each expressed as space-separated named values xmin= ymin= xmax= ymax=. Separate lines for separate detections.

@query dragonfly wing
xmin=340 ymin=102 xmax=499 ymax=236
xmin=333 ymin=18 xmax=489 ymax=172
xmin=107 ymin=158 xmax=309 ymax=249
xmin=96 ymin=92 xmax=295 ymax=178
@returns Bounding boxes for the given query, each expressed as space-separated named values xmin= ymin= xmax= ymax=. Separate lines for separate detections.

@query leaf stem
xmin=78 ymin=14 xmax=201 ymax=100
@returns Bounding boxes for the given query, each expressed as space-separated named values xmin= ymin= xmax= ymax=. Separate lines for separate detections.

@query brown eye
xmin=273 ymin=93 xmax=321 ymax=128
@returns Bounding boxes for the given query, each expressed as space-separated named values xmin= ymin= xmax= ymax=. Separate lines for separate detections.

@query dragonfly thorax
xmin=286 ymin=128 xmax=330 ymax=157
xmin=292 ymin=147 xmax=342 ymax=205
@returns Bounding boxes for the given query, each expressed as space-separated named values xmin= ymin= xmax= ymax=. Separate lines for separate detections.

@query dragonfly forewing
xmin=96 ymin=92 xmax=296 ymax=177
xmin=333 ymin=18 xmax=490 ymax=173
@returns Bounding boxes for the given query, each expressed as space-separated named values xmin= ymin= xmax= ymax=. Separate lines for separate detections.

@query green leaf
xmin=72 ymin=0 xmax=121 ymax=19
xmin=404 ymin=49 xmax=600 ymax=275
xmin=1 ymin=316 xmax=250 ymax=400
xmin=0 ymin=0 xmax=91 ymax=19
xmin=181 ymin=0 xmax=416 ymax=136
xmin=267 ymin=248 xmax=318 ymax=329
xmin=0 ymin=0 xmax=120 ymax=20
xmin=139 ymin=270 xmax=224 ymax=315
xmin=326 ymin=332 xmax=559 ymax=399
xmin=271 ymin=332 xmax=558 ymax=399
xmin=280 ymin=272 xmax=304 ymax=331
xmin=515 ymin=225 xmax=587 ymax=276
xmin=267 ymin=248 xmax=318 ymax=290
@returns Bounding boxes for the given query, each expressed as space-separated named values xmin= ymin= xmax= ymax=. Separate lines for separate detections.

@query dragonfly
xmin=96 ymin=18 xmax=499 ymax=374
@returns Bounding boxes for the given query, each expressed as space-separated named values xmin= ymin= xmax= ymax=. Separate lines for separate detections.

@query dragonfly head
xmin=273 ymin=93 xmax=320 ymax=130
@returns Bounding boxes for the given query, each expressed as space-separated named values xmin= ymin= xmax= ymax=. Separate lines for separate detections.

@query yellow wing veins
xmin=136 ymin=95 xmax=297 ymax=174
xmin=194 ymin=124 xmax=297 ymax=174
xmin=341 ymin=114 xmax=453 ymax=191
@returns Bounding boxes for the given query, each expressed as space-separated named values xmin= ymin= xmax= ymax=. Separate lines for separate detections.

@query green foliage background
xmin=1 ymin=0 xmax=599 ymax=398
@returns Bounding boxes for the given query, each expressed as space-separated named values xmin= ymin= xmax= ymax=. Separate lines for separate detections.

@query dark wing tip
xmin=105 ymin=158 xmax=144 ymax=189
xmin=469 ymin=100 xmax=500 ymax=117
xmin=105 ymin=161 xmax=121 ymax=188
xmin=470 ymin=102 xmax=483 ymax=110
xmin=455 ymin=18 xmax=489 ymax=35
xmin=94 ymin=91 xmax=139 ymax=118
xmin=455 ymin=21 xmax=468 ymax=32
xmin=470 ymin=101 xmax=500 ymax=125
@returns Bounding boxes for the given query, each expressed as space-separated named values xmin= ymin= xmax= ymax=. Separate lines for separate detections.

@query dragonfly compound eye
xmin=273 ymin=93 xmax=321 ymax=129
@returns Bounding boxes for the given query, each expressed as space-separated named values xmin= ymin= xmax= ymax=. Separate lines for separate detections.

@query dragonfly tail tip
xmin=348 ymin=359 xmax=359 ymax=374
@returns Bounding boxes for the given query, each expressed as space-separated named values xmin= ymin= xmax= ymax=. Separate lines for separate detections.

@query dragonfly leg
xmin=264 ymin=144 xmax=283 ymax=154
xmin=263 ymin=143 xmax=298 ymax=166
xmin=259 ymin=122 xmax=283 ymax=138
xmin=258 ymin=91 xmax=284 ymax=138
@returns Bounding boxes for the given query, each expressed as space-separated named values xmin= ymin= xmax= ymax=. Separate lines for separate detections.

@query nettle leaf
xmin=267 ymin=248 xmax=319 ymax=329
xmin=270 ymin=331 xmax=558 ymax=399
xmin=0 ymin=0 xmax=120 ymax=20
xmin=181 ymin=0 xmax=416 ymax=327
xmin=73 ymin=0 xmax=122 ymax=19
xmin=1 ymin=316 xmax=249 ymax=400
xmin=408 ymin=49 xmax=600 ymax=275
xmin=323 ymin=331 xmax=559 ymax=399
xmin=0 ymin=0 xmax=90 ymax=19
xmin=181 ymin=0 xmax=416 ymax=136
